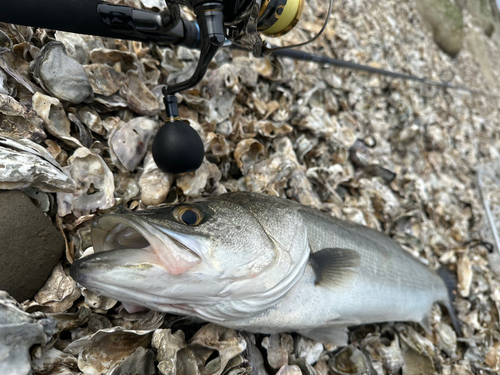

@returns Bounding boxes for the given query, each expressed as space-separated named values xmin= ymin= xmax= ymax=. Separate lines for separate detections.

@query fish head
xmin=70 ymin=192 xmax=310 ymax=318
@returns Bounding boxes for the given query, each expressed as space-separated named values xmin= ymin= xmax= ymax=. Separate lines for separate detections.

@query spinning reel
xmin=150 ymin=0 xmax=307 ymax=174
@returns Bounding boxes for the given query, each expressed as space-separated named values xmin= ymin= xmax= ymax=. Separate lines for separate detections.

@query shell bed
xmin=0 ymin=0 xmax=500 ymax=374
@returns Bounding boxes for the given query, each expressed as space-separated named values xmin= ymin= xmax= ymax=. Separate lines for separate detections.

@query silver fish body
xmin=70 ymin=192 xmax=454 ymax=344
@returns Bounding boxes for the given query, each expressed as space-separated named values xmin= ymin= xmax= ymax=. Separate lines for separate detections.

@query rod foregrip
xmin=0 ymin=0 xmax=122 ymax=39
xmin=0 ymin=0 xmax=190 ymax=45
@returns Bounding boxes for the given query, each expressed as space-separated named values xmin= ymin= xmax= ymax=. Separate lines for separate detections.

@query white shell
xmin=0 ymin=135 xmax=75 ymax=192
xmin=139 ymin=152 xmax=174 ymax=206
xmin=0 ymin=93 xmax=45 ymax=142
xmin=64 ymin=327 xmax=155 ymax=375
xmin=33 ymin=262 xmax=81 ymax=314
xmin=57 ymin=147 xmax=115 ymax=217
xmin=109 ymin=117 xmax=158 ymax=172
xmin=32 ymin=92 xmax=82 ymax=148
xmin=0 ymin=291 xmax=56 ymax=375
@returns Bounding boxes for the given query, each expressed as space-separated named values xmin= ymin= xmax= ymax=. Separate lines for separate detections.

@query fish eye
xmin=174 ymin=206 xmax=203 ymax=226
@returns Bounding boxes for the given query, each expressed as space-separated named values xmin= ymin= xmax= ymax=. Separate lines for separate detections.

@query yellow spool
xmin=260 ymin=0 xmax=304 ymax=37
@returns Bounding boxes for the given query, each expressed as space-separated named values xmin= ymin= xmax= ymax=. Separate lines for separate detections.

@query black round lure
xmin=152 ymin=120 xmax=204 ymax=174
xmin=152 ymin=94 xmax=204 ymax=174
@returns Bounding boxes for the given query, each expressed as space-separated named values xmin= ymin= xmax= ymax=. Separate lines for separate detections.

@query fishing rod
xmin=0 ymin=0 xmax=493 ymax=175
xmin=266 ymin=48 xmax=495 ymax=97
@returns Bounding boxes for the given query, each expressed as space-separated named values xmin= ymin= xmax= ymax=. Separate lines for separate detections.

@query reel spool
xmin=258 ymin=0 xmax=305 ymax=37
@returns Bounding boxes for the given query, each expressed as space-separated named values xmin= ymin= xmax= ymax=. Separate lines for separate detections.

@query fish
xmin=70 ymin=191 xmax=460 ymax=345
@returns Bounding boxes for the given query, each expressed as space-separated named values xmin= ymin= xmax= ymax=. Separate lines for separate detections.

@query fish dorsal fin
xmin=309 ymin=248 xmax=361 ymax=289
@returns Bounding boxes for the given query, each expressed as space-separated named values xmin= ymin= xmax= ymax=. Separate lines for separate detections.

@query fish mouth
xmin=92 ymin=214 xmax=202 ymax=274
xmin=70 ymin=213 xmax=203 ymax=290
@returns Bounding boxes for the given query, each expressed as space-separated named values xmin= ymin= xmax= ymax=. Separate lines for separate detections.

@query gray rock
xmin=466 ymin=30 xmax=495 ymax=82
xmin=465 ymin=0 xmax=498 ymax=37
xmin=415 ymin=0 xmax=465 ymax=57
xmin=0 ymin=190 xmax=64 ymax=302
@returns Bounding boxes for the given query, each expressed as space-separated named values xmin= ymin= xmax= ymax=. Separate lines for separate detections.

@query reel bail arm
xmin=164 ymin=1 xmax=225 ymax=95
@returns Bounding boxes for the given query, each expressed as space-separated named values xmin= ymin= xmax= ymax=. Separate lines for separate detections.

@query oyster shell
xmin=0 ymin=291 xmax=56 ymax=375
xmin=90 ymin=48 xmax=145 ymax=77
xmin=328 ymin=345 xmax=369 ymax=375
xmin=159 ymin=46 xmax=198 ymax=85
xmin=139 ymin=152 xmax=174 ymax=206
xmin=275 ymin=365 xmax=302 ymax=375
xmin=188 ymin=323 xmax=247 ymax=375
xmin=29 ymin=41 xmax=93 ymax=104
xmin=109 ymin=116 xmax=158 ymax=172
xmin=114 ymin=172 xmax=141 ymax=204
xmin=84 ymin=63 xmax=122 ymax=96
xmin=110 ymin=347 xmax=157 ymax=375
xmin=93 ymin=93 xmax=129 ymax=111
xmin=32 ymin=92 xmax=83 ymax=148
xmin=295 ymin=336 xmax=324 ymax=365
xmin=68 ymin=112 xmax=93 ymax=148
xmin=77 ymin=106 xmax=105 ymax=135
xmin=152 ymin=329 xmax=186 ymax=375
xmin=0 ymin=30 xmax=12 ymax=49
xmin=176 ymin=159 xmax=222 ymax=197
xmin=0 ymin=135 xmax=75 ymax=192
xmin=0 ymin=92 xmax=46 ymax=142
xmin=0 ymin=68 xmax=10 ymax=95
xmin=31 ymin=347 xmax=79 ymax=374
xmin=20 ymin=188 xmax=52 ymax=214
xmin=33 ymin=262 xmax=81 ymax=314
xmin=120 ymin=71 xmax=160 ymax=116
xmin=181 ymin=90 xmax=235 ymax=124
xmin=457 ymin=253 xmax=472 ymax=298
xmin=435 ymin=322 xmax=457 ymax=359
xmin=363 ymin=329 xmax=404 ymax=374
xmin=262 ymin=333 xmax=294 ymax=370
xmin=241 ymin=333 xmax=267 ymax=375
xmin=401 ymin=346 xmax=435 ymax=375
xmin=57 ymin=147 xmax=115 ymax=217
xmin=234 ymin=139 xmax=265 ymax=175
xmin=0 ymin=48 xmax=40 ymax=95
xmin=82 ymin=288 xmax=117 ymax=312
xmin=54 ymin=31 xmax=89 ymax=65
xmin=64 ymin=327 xmax=153 ymax=374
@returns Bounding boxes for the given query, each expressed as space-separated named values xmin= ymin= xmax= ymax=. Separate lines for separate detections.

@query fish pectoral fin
xmin=298 ymin=326 xmax=349 ymax=345
xmin=309 ymin=248 xmax=360 ymax=289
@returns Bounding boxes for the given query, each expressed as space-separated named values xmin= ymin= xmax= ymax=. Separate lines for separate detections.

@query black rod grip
xmin=0 ymin=0 xmax=127 ymax=39
xmin=0 ymin=0 xmax=185 ymax=45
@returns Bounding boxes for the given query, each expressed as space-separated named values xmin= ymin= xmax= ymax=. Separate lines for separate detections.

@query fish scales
xmin=70 ymin=192 xmax=456 ymax=344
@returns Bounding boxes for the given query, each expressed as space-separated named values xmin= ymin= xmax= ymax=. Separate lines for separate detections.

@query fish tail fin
xmin=437 ymin=266 xmax=462 ymax=336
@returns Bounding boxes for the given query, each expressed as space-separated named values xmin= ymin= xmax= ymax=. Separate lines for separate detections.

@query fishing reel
xmin=152 ymin=0 xmax=306 ymax=174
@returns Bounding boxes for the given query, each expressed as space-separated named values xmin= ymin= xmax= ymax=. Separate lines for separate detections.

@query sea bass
xmin=70 ymin=192 xmax=459 ymax=344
